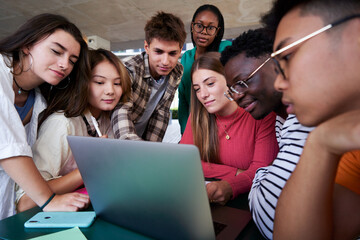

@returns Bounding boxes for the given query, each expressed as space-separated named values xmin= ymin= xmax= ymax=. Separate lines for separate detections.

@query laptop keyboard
xmin=213 ymin=221 xmax=227 ymax=235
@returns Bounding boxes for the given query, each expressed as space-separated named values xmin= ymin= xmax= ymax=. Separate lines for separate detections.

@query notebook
xmin=67 ymin=136 xmax=251 ymax=240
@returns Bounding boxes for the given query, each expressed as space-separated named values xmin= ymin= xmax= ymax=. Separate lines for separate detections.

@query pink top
xmin=180 ymin=107 xmax=278 ymax=198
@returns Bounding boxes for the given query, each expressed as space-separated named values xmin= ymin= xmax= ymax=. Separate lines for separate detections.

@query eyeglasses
xmin=271 ymin=14 xmax=360 ymax=80
xmin=192 ymin=22 xmax=219 ymax=36
xmin=227 ymin=57 xmax=271 ymax=97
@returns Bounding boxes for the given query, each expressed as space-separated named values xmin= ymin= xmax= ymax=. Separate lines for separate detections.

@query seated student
xmin=111 ymin=12 xmax=186 ymax=142
xmin=220 ymin=28 xmax=314 ymax=239
xmin=261 ymin=0 xmax=360 ymax=238
xmin=16 ymin=49 xmax=131 ymax=212
xmin=178 ymin=4 xmax=232 ymax=134
xmin=180 ymin=52 xmax=278 ymax=204
xmin=222 ymin=28 xmax=359 ymax=239
xmin=0 ymin=13 xmax=90 ymax=220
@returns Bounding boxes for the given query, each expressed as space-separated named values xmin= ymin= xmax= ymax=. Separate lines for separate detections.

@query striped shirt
xmin=111 ymin=52 xmax=183 ymax=141
xmin=248 ymin=114 xmax=314 ymax=239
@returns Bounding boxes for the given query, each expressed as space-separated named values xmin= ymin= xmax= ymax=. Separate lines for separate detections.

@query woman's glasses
xmin=192 ymin=22 xmax=219 ymax=36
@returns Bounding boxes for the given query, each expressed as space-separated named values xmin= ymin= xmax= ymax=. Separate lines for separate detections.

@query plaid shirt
xmin=111 ymin=52 xmax=183 ymax=142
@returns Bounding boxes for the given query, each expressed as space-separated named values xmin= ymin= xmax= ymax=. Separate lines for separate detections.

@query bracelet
xmin=40 ymin=193 xmax=56 ymax=211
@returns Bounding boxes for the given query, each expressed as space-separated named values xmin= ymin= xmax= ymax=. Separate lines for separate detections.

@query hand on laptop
xmin=206 ymin=180 xmax=233 ymax=205
xmin=43 ymin=192 xmax=90 ymax=212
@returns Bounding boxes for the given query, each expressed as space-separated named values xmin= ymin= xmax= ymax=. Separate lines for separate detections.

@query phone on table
xmin=24 ymin=211 xmax=96 ymax=228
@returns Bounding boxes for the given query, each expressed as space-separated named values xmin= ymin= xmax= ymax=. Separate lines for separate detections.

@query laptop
xmin=67 ymin=136 xmax=251 ymax=240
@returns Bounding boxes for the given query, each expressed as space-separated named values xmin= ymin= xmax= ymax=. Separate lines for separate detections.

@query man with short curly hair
xmin=220 ymin=28 xmax=314 ymax=240
xmin=111 ymin=12 xmax=186 ymax=141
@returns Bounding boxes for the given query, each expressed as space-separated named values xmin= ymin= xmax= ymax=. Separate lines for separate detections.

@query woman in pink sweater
xmin=180 ymin=52 xmax=278 ymax=204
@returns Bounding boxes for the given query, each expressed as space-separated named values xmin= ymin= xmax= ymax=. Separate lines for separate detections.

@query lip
xmin=282 ymin=99 xmax=295 ymax=114
xmin=197 ymin=37 xmax=209 ymax=43
xmin=102 ymin=99 xmax=115 ymax=104
xmin=243 ymin=101 xmax=257 ymax=113
xmin=50 ymin=69 xmax=65 ymax=78
xmin=238 ymin=98 xmax=257 ymax=112
xmin=204 ymin=99 xmax=215 ymax=106
xmin=158 ymin=66 xmax=170 ymax=72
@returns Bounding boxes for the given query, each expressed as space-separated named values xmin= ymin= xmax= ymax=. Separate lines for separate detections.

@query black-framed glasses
xmin=192 ymin=22 xmax=219 ymax=36
xmin=227 ymin=57 xmax=271 ymax=98
xmin=271 ymin=14 xmax=360 ymax=80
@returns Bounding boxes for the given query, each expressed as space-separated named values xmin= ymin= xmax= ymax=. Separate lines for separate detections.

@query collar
xmin=142 ymin=52 xmax=152 ymax=79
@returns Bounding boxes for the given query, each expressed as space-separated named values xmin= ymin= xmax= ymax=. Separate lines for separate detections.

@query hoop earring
xmin=22 ymin=53 xmax=33 ymax=72
xmin=54 ymin=76 xmax=71 ymax=90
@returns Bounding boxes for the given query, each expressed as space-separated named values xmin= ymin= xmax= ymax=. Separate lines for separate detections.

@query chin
xmin=251 ymin=113 xmax=264 ymax=120
xmin=296 ymin=115 xmax=319 ymax=127
xmin=158 ymin=69 xmax=172 ymax=76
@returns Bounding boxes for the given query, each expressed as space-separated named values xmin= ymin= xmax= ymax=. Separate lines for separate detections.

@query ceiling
xmin=0 ymin=0 xmax=271 ymax=51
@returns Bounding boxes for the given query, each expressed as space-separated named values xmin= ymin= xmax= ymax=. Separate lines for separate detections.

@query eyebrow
xmin=154 ymin=48 xmax=180 ymax=54
xmin=196 ymin=20 xmax=216 ymax=25
xmin=92 ymin=75 xmax=106 ymax=79
xmin=53 ymin=42 xmax=79 ymax=59
xmin=233 ymin=72 xmax=249 ymax=81
xmin=274 ymin=37 xmax=291 ymax=52
xmin=93 ymin=75 xmax=121 ymax=80
xmin=193 ymin=76 xmax=215 ymax=86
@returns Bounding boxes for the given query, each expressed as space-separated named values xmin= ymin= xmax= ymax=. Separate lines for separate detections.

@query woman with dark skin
xmin=178 ymin=4 xmax=231 ymax=134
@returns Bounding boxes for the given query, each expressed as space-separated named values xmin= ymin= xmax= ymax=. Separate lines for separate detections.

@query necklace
xmin=215 ymin=108 xmax=238 ymax=140
xmin=13 ymin=77 xmax=30 ymax=95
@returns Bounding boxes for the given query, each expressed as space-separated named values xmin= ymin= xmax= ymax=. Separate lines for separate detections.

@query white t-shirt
xmin=16 ymin=110 xmax=114 ymax=202
xmin=0 ymin=54 xmax=46 ymax=220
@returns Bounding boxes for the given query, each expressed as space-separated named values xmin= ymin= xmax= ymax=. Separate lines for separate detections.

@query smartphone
xmin=24 ymin=211 xmax=96 ymax=228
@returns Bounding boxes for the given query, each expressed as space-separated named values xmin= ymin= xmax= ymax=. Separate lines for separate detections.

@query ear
xmin=22 ymin=46 xmax=31 ymax=55
xmin=144 ymin=40 xmax=150 ymax=55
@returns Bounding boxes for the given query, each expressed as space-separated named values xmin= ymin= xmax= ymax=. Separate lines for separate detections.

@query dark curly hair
xmin=220 ymin=28 xmax=274 ymax=66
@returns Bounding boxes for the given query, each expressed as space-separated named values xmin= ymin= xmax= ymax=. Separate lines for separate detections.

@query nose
xmin=274 ymin=73 xmax=288 ymax=92
xmin=201 ymin=26 xmax=208 ymax=35
xmin=105 ymin=82 xmax=115 ymax=95
xmin=161 ymin=54 xmax=169 ymax=66
xmin=198 ymin=88 xmax=209 ymax=100
xmin=58 ymin=58 xmax=69 ymax=71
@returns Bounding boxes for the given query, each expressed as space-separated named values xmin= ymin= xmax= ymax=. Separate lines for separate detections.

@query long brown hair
xmin=0 ymin=13 xmax=91 ymax=126
xmin=190 ymin=52 xmax=224 ymax=163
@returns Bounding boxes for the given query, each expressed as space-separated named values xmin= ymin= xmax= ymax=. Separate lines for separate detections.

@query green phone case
xmin=24 ymin=211 xmax=96 ymax=228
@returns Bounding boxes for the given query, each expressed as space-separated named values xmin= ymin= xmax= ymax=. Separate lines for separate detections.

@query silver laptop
xmin=67 ymin=136 xmax=250 ymax=240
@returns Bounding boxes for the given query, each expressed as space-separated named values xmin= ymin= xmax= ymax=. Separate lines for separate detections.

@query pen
xmin=91 ymin=116 xmax=103 ymax=137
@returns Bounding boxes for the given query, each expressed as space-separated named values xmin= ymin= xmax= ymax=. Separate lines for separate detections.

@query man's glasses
xmin=271 ymin=14 xmax=360 ymax=80
xmin=224 ymin=14 xmax=360 ymax=101
xmin=192 ymin=22 xmax=219 ymax=36
xmin=225 ymin=57 xmax=271 ymax=99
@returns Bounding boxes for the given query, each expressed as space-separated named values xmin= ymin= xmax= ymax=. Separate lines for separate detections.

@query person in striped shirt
xmin=220 ymin=28 xmax=314 ymax=239
xmin=262 ymin=0 xmax=360 ymax=239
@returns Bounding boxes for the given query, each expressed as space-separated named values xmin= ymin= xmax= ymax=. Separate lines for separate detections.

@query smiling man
xmin=220 ymin=28 xmax=314 ymax=240
xmin=111 ymin=12 xmax=186 ymax=141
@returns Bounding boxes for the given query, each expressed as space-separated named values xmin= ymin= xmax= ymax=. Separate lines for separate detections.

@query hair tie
xmin=40 ymin=193 xmax=56 ymax=211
